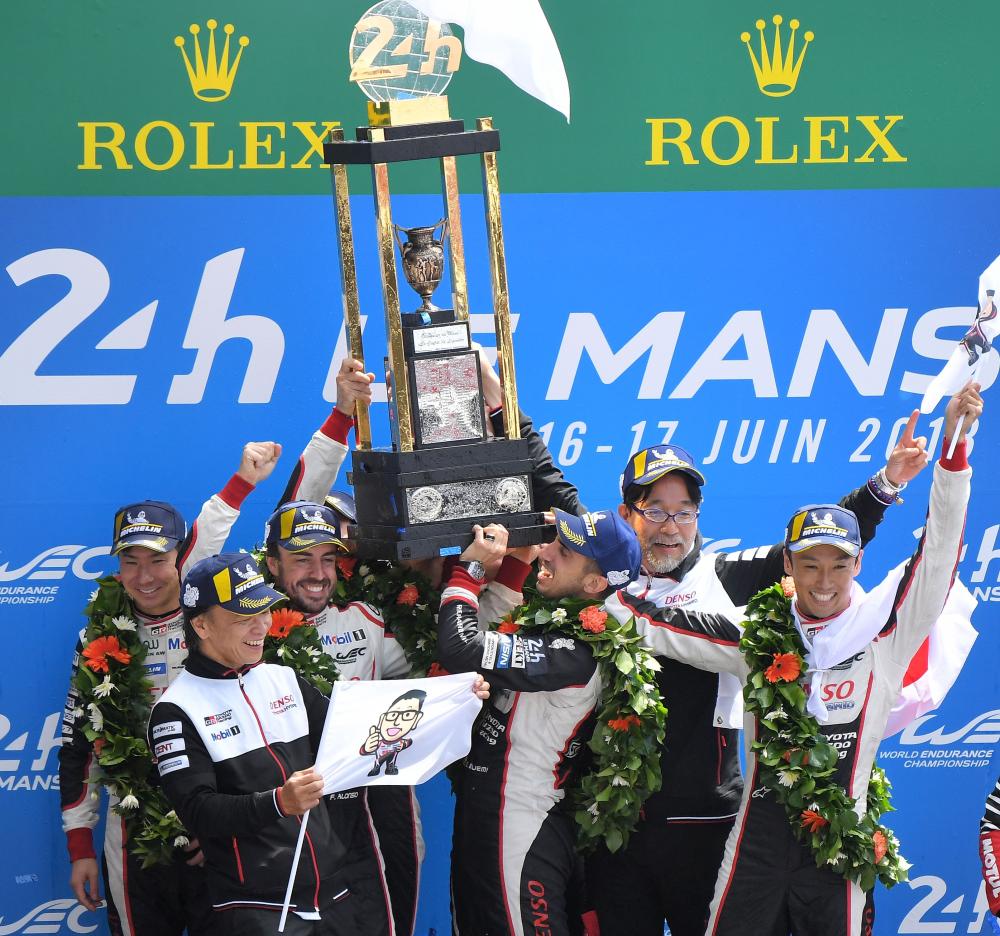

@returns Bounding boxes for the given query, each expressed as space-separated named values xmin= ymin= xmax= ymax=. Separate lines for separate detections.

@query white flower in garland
xmin=305 ymin=647 xmax=321 ymax=659
xmin=277 ymin=646 xmax=286 ymax=657
xmin=93 ymin=676 xmax=117 ymax=699
xmin=363 ymin=574 xmax=375 ymax=586
xmin=89 ymin=589 xmax=99 ymax=602
xmin=611 ymin=775 xmax=630 ymax=787
xmin=826 ymin=851 xmax=847 ymax=866
xmin=587 ymin=803 xmax=601 ymax=819
xmin=765 ymin=708 xmax=787 ymax=721
xmin=550 ymin=607 xmax=568 ymax=623
xmin=359 ymin=565 xmax=371 ymax=577
xmin=777 ymin=769 xmax=797 ymax=788
xmin=87 ymin=703 xmax=104 ymax=732
xmin=173 ymin=835 xmax=190 ymax=848
xmin=112 ymin=615 xmax=137 ymax=632
xmin=120 ymin=793 xmax=139 ymax=810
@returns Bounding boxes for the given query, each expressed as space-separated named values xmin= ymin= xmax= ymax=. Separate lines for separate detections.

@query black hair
xmin=623 ymin=472 xmax=703 ymax=509
xmin=388 ymin=688 xmax=427 ymax=711
xmin=182 ymin=608 xmax=201 ymax=651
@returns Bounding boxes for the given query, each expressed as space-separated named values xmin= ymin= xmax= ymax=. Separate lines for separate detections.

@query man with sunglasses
xmin=586 ymin=433 xmax=929 ymax=936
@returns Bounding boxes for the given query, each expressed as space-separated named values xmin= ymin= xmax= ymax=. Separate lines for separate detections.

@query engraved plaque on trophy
xmin=322 ymin=0 xmax=549 ymax=560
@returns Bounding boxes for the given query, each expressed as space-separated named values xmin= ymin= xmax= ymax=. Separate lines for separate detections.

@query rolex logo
xmin=174 ymin=19 xmax=250 ymax=102
xmin=740 ymin=15 xmax=813 ymax=97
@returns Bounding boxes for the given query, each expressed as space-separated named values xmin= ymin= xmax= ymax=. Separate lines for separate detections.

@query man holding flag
xmin=147 ymin=552 xmax=489 ymax=936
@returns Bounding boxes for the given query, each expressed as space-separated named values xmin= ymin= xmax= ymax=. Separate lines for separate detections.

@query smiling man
xmin=147 ymin=553 xmax=354 ymax=936
xmin=587 ymin=427 xmax=929 ymax=936
xmin=605 ymin=384 xmax=982 ymax=936
xmin=59 ymin=442 xmax=281 ymax=936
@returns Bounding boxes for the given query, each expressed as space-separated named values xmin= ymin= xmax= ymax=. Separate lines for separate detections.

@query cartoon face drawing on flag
xmin=920 ymin=252 xmax=1000 ymax=414
xmin=362 ymin=688 xmax=426 ymax=776
xmin=314 ymin=672 xmax=483 ymax=795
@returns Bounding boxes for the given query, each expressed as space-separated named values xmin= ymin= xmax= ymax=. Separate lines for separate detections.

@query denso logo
xmin=0 ymin=545 xmax=110 ymax=605
xmin=821 ymin=680 xmax=855 ymax=702
xmin=898 ymin=709 xmax=1000 ymax=746
xmin=270 ymin=694 xmax=297 ymax=714
xmin=0 ymin=899 xmax=99 ymax=935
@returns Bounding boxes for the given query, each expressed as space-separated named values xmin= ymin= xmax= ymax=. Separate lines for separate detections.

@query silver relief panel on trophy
xmin=406 ymin=476 xmax=531 ymax=523
xmin=410 ymin=353 xmax=485 ymax=445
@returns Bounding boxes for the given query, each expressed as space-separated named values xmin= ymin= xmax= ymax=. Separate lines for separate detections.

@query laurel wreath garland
xmin=741 ymin=580 xmax=910 ymax=891
xmin=73 ymin=576 xmax=187 ymax=868
xmin=332 ymin=556 xmax=441 ymax=676
xmin=262 ymin=607 xmax=339 ymax=694
xmin=492 ymin=588 xmax=668 ymax=854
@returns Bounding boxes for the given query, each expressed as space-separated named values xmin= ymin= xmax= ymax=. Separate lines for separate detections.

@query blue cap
xmin=784 ymin=505 xmax=861 ymax=557
xmin=181 ymin=553 xmax=285 ymax=617
xmin=621 ymin=445 xmax=705 ymax=498
xmin=264 ymin=501 xmax=346 ymax=553
xmin=324 ymin=491 xmax=357 ymax=524
xmin=112 ymin=501 xmax=187 ymax=555
xmin=552 ymin=508 xmax=642 ymax=587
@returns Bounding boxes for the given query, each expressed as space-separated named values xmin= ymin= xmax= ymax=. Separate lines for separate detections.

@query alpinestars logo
xmin=0 ymin=545 xmax=109 ymax=605
xmin=0 ymin=899 xmax=98 ymax=935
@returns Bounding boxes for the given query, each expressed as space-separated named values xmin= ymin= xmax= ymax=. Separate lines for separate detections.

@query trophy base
xmin=349 ymin=512 xmax=552 ymax=562
xmin=347 ymin=438 xmax=553 ymax=561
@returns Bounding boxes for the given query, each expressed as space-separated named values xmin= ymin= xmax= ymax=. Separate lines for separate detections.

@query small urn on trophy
xmin=393 ymin=219 xmax=449 ymax=314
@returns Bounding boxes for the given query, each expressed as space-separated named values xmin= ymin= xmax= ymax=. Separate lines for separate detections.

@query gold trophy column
xmin=329 ymin=128 xmax=372 ymax=450
xmin=477 ymin=117 xmax=520 ymax=439
xmin=370 ymin=128 xmax=415 ymax=452
xmin=439 ymin=155 xmax=469 ymax=321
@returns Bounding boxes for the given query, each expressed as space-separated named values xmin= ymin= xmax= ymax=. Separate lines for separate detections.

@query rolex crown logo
xmin=174 ymin=19 xmax=249 ymax=102
xmin=740 ymin=15 xmax=813 ymax=98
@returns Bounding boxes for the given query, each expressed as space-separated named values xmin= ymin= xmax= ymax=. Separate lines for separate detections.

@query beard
xmin=642 ymin=536 xmax=694 ymax=575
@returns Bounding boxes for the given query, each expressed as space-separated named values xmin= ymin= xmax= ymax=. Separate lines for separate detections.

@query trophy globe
xmin=350 ymin=0 xmax=460 ymax=107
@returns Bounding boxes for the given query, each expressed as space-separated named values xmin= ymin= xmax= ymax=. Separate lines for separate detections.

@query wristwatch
xmin=457 ymin=560 xmax=487 ymax=582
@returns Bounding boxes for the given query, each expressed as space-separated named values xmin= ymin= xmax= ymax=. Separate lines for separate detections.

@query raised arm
xmin=279 ymin=358 xmax=372 ymax=506
xmin=875 ymin=386 xmax=979 ymax=669
xmin=178 ymin=441 xmax=282 ymax=576
xmin=436 ymin=528 xmax=597 ymax=691
xmin=714 ymin=422 xmax=929 ymax=608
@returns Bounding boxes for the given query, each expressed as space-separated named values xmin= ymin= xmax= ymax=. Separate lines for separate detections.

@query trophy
xmin=324 ymin=0 xmax=550 ymax=560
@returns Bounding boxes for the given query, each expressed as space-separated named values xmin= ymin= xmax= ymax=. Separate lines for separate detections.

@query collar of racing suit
xmin=183 ymin=648 xmax=265 ymax=680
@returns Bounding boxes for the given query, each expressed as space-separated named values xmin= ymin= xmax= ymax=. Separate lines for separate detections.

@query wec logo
xmin=0 ymin=545 xmax=109 ymax=581
xmin=898 ymin=710 xmax=1000 ymax=746
xmin=0 ymin=899 xmax=98 ymax=935
xmin=0 ymin=546 xmax=110 ymax=606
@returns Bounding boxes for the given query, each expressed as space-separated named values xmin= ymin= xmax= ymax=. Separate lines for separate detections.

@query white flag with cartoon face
xmin=315 ymin=673 xmax=482 ymax=794
xmin=920 ymin=253 xmax=1000 ymax=413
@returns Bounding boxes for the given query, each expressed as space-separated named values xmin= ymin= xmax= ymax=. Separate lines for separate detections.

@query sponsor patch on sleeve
xmin=157 ymin=755 xmax=189 ymax=777
xmin=495 ymin=634 xmax=514 ymax=669
xmin=154 ymin=738 xmax=185 ymax=758
xmin=481 ymin=632 xmax=499 ymax=669
xmin=152 ymin=720 xmax=182 ymax=740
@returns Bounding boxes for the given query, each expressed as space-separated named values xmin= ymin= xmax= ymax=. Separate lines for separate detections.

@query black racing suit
xmin=586 ymin=482 xmax=892 ymax=936
xmin=606 ymin=451 xmax=970 ymax=936
xmin=278 ymin=404 xmax=582 ymax=936
xmin=147 ymin=651 xmax=353 ymax=932
xmin=437 ymin=560 xmax=599 ymax=936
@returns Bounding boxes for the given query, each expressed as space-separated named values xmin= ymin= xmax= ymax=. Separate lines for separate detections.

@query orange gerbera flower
xmin=497 ymin=616 xmax=521 ymax=634
xmin=607 ymin=715 xmax=641 ymax=732
xmin=801 ymin=809 xmax=829 ymax=833
xmin=93 ymin=737 xmax=106 ymax=755
xmin=426 ymin=662 xmax=449 ymax=678
xmin=82 ymin=635 xmax=131 ymax=673
xmin=764 ymin=652 xmax=802 ymax=684
xmin=396 ymin=584 xmax=420 ymax=606
xmin=268 ymin=608 xmax=306 ymax=639
xmin=873 ymin=830 xmax=888 ymax=863
xmin=579 ymin=606 xmax=608 ymax=633
xmin=336 ymin=556 xmax=357 ymax=580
